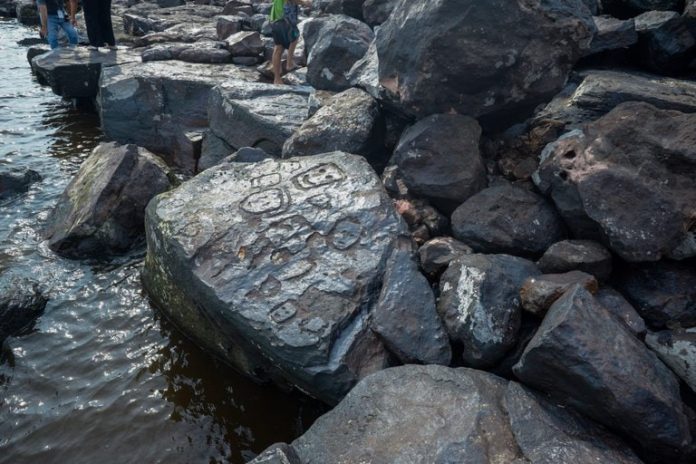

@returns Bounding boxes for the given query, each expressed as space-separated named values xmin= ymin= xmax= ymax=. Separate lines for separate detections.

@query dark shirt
xmin=283 ymin=4 xmax=299 ymax=25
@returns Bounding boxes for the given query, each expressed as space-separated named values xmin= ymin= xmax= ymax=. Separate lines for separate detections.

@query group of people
xmin=37 ymin=0 xmax=116 ymax=51
xmin=38 ymin=0 xmax=308 ymax=86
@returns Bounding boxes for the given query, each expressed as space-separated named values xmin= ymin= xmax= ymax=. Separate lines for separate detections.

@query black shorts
xmin=271 ymin=18 xmax=300 ymax=49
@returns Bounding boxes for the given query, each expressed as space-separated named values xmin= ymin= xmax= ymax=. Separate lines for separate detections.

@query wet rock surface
xmin=375 ymin=0 xmax=595 ymax=124
xmin=208 ymin=81 xmax=313 ymax=157
xmin=514 ymin=285 xmax=692 ymax=459
xmin=99 ymin=61 xmax=258 ymax=172
xmin=535 ymin=102 xmax=696 ymax=262
xmin=45 ymin=143 xmax=173 ymax=260
xmin=451 ymin=185 xmax=566 ymax=258
xmin=32 ymin=48 xmax=141 ymax=99
xmin=438 ymin=253 xmax=540 ymax=368
xmin=142 ymin=152 xmax=412 ymax=404
xmin=0 ymin=278 xmax=48 ymax=342
xmin=0 ymin=167 xmax=41 ymax=200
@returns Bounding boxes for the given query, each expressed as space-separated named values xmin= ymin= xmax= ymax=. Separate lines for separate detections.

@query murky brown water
xmin=0 ymin=19 xmax=322 ymax=464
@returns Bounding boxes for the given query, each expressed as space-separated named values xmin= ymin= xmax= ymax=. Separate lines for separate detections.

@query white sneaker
xmin=87 ymin=45 xmax=98 ymax=51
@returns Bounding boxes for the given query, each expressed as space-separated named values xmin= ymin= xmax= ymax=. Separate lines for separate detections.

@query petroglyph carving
xmin=293 ymin=163 xmax=346 ymax=190
xmin=330 ymin=219 xmax=362 ymax=250
xmin=270 ymin=301 xmax=298 ymax=324
xmin=241 ymin=188 xmax=289 ymax=215
xmin=250 ymin=173 xmax=281 ymax=189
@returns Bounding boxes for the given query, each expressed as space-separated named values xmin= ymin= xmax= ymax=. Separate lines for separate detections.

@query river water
xmin=0 ymin=19 xmax=321 ymax=464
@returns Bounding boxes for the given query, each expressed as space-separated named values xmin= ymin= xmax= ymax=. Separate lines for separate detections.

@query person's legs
xmin=286 ymin=40 xmax=298 ymax=70
xmin=59 ymin=19 xmax=79 ymax=47
xmin=46 ymin=15 xmax=60 ymax=49
xmin=82 ymin=0 xmax=102 ymax=47
xmin=272 ymin=44 xmax=284 ymax=85
xmin=99 ymin=0 xmax=116 ymax=47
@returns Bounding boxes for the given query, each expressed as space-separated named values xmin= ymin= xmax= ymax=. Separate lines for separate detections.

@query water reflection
xmin=0 ymin=20 xmax=323 ymax=464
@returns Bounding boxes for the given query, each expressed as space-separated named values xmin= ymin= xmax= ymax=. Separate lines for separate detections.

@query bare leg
xmin=286 ymin=40 xmax=298 ymax=71
xmin=272 ymin=45 xmax=284 ymax=85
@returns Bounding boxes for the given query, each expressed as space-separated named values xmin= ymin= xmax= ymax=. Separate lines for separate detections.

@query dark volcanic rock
xmin=514 ymin=285 xmax=692 ymax=459
xmin=393 ymin=198 xmax=449 ymax=245
xmin=315 ymin=0 xmax=365 ymax=20
xmin=0 ymin=279 xmax=48 ymax=341
xmin=389 ymin=114 xmax=486 ymax=213
xmin=614 ymin=260 xmax=696 ymax=329
xmin=133 ymin=24 xmax=219 ymax=47
xmin=504 ymin=382 xmax=644 ymax=464
xmin=418 ymin=236 xmax=472 ymax=278
xmin=0 ymin=0 xmax=17 ymax=18
xmin=370 ymin=245 xmax=452 ymax=365
xmin=99 ymin=62 xmax=258 ymax=172
xmin=586 ymin=15 xmax=638 ymax=56
xmin=535 ymin=102 xmax=696 ymax=262
xmin=520 ymin=270 xmax=599 ymax=317
xmin=537 ymin=239 xmax=612 ymax=281
xmin=45 ymin=143 xmax=173 ymax=260
xmin=306 ymin=14 xmax=374 ymax=91
xmin=123 ymin=4 xmax=221 ymax=36
xmin=362 ymin=0 xmax=396 ymax=26
xmin=226 ymin=31 xmax=264 ymax=57
xmin=438 ymin=254 xmax=540 ymax=368
xmin=646 ymin=328 xmax=696 ymax=392
xmin=0 ymin=167 xmax=41 ymax=200
xmin=603 ymin=0 xmax=684 ymax=18
xmin=208 ymin=81 xmax=313 ymax=157
xmin=251 ymin=365 xmax=642 ymax=464
xmin=16 ymin=0 xmax=39 ymax=25
xmin=290 ymin=366 xmax=520 ymax=463
xmin=32 ymin=48 xmax=140 ymax=99
xmin=451 ymin=185 xmax=566 ymax=258
xmin=375 ymin=0 xmax=595 ymax=125
xmin=216 ymin=15 xmax=244 ymax=40
xmin=282 ymin=88 xmax=383 ymax=163
xmin=142 ymin=152 xmax=411 ymax=404
xmin=634 ymin=10 xmax=695 ymax=74
xmin=595 ymin=287 xmax=647 ymax=337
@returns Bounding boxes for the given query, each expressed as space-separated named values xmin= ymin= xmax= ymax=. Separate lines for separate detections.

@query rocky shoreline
xmin=3 ymin=0 xmax=696 ymax=462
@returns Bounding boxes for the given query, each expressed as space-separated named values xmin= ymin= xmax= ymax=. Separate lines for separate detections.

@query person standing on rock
xmin=82 ymin=0 xmax=116 ymax=50
xmin=38 ymin=0 xmax=79 ymax=49
xmin=270 ymin=0 xmax=308 ymax=85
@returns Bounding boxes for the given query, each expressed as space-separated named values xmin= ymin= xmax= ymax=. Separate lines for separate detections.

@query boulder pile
xmin=14 ymin=0 xmax=696 ymax=462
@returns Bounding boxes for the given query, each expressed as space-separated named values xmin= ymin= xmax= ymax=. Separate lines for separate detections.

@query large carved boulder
xmin=142 ymin=152 xmax=418 ymax=404
xmin=535 ymin=101 xmax=696 ymax=262
xmin=375 ymin=0 xmax=595 ymax=124
xmin=45 ymin=143 xmax=173 ymax=259
xmin=250 ymin=365 xmax=643 ymax=464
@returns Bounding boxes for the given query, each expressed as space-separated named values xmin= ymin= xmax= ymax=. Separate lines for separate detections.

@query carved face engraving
xmin=250 ymin=173 xmax=281 ymax=189
xmin=307 ymin=193 xmax=332 ymax=209
xmin=240 ymin=188 xmax=288 ymax=215
xmin=329 ymin=219 xmax=362 ymax=250
xmin=293 ymin=163 xmax=346 ymax=190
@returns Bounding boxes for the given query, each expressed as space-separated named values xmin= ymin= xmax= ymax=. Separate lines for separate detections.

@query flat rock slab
xmin=98 ymin=61 xmax=259 ymax=172
xmin=142 ymin=152 xmax=412 ymax=404
xmin=208 ymin=81 xmax=314 ymax=156
xmin=251 ymin=365 xmax=643 ymax=464
xmin=32 ymin=47 xmax=141 ymax=99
